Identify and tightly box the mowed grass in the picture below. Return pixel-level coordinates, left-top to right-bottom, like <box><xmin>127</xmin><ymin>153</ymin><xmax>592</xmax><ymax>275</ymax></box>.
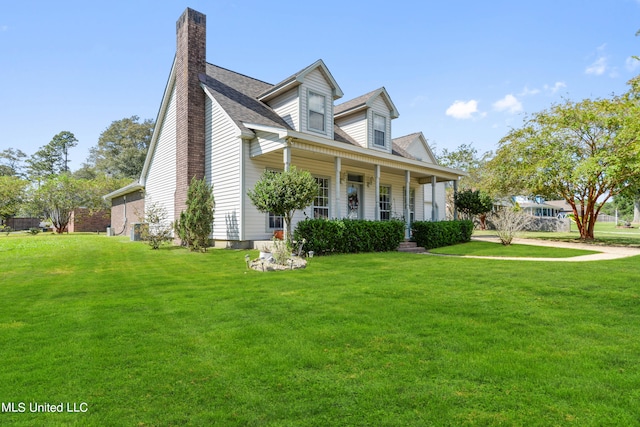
<box><xmin>429</xmin><ymin>241</ymin><xmax>599</xmax><ymax>258</ymax></box>
<box><xmin>1</xmin><ymin>234</ymin><xmax>640</xmax><ymax>426</ymax></box>
<box><xmin>474</xmin><ymin>221</ymin><xmax>640</xmax><ymax>247</ymax></box>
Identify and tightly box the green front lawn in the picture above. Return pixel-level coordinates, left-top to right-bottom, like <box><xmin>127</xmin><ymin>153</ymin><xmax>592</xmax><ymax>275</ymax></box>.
<box><xmin>1</xmin><ymin>234</ymin><xmax>640</xmax><ymax>426</ymax></box>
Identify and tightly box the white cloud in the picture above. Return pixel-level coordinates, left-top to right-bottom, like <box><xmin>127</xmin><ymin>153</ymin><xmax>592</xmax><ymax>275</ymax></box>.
<box><xmin>445</xmin><ymin>100</ymin><xmax>479</xmax><ymax>119</ymax></box>
<box><xmin>492</xmin><ymin>94</ymin><xmax>522</xmax><ymax>114</ymax></box>
<box><xmin>585</xmin><ymin>44</ymin><xmax>609</xmax><ymax>76</ymax></box>
<box><xmin>519</xmin><ymin>86</ymin><xmax>540</xmax><ymax>97</ymax></box>
<box><xmin>626</xmin><ymin>56</ymin><xmax>640</xmax><ymax>72</ymax></box>
<box><xmin>586</xmin><ymin>56</ymin><xmax>607</xmax><ymax>75</ymax></box>
<box><xmin>544</xmin><ymin>81</ymin><xmax>567</xmax><ymax>94</ymax></box>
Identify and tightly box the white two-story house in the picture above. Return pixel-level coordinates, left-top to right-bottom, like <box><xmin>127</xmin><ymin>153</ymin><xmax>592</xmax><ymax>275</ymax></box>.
<box><xmin>105</xmin><ymin>8</ymin><xmax>464</xmax><ymax>248</ymax></box>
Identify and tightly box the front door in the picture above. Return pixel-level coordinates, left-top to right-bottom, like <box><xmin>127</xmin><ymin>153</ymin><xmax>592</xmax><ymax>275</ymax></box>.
<box><xmin>346</xmin><ymin>183</ymin><xmax>362</xmax><ymax>219</ymax></box>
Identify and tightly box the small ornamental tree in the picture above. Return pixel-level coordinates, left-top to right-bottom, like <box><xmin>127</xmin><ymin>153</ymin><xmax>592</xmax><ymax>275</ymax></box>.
<box><xmin>489</xmin><ymin>207</ymin><xmax>533</xmax><ymax>246</ymax></box>
<box><xmin>247</xmin><ymin>167</ymin><xmax>319</xmax><ymax>244</ymax></box>
<box><xmin>175</xmin><ymin>177</ymin><xmax>215</xmax><ymax>252</ymax></box>
<box><xmin>454</xmin><ymin>189</ymin><xmax>493</xmax><ymax>229</ymax></box>
<box><xmin>140</xmin><ymin>201</ymin><xmax>173</xmax><ymax>249</ymax></box>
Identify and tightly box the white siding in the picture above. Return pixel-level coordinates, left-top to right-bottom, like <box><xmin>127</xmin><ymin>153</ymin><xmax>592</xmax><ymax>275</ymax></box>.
<box><xmin>423</xmin><ymin>182</ymin><xmax>446</xmax><ymax>221</ymax></box>
<box><xmin>267</xmin><ymin>87</ymin><xmax>299</xmax><ymax>131</ymax></box>
<box><xmin>368</xmin><ymin>97</ymin><xmax>392</xmax><ymax>153</ymax></box>
<box><xmin>206</xmin><ymin>96</ymin><xmax>242</xmax><ymax>240</ymax></box>
<box><xmin>301</xmin><ymin>69</ymin><xmax>334</xmax><ymax>138</ymax></box>
<box><xmin>250</xmin><ymin>131</ymin><xmax>284</xmax><ymax>158</ymax></box>
<box><xmin>243</xmin><ymin>153</ymin><xmax>283</xmax><ymax>240</ymax></box>
<box><xmin>405</xmin><ymin>138</ymin><xmax>436</xmax><ymax>163</ymax></box>
<box><xmin>145</xmin><ymin>84</ymin><xmax>177</xmax><ymax>224</ymax></box>
<box><xmin>335</xmin><ymin>111</ymin><xmax>367</xmax><ymax>148</ymax></box>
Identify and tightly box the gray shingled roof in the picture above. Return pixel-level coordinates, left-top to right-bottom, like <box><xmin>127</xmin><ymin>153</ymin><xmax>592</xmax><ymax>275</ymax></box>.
<box><xmin>391</xmin><ymin>143</ymin><xmax>416</xmax><ymax>160</ymax></box>
<box><xmin>334</xmin><ymin>88</ymin><xmax>381</xmax><ymax>116</ymax></box>
<box><xmin>200</xmin><ymin>64</ymin><xmax>292</xmax><ymax>134</ymax></box>
<box><xmin>199</xmin><ymin>63</ymin><xmax>414</xmax><ymax>160</ymax></box>
<box><xmin>392</xmin><ymin>132</ymin><xmax>422</xmax><ymax>151</ymax></box>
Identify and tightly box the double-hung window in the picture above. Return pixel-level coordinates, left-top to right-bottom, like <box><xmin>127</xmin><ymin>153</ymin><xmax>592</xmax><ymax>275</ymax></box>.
<box><xmin>373</xmin><ymin>114</ymin><xmax>386</xmax><ymax>147</ymax></box>
<box><xmin>269</xmin><ymin>212</ymin><xmax>284</xmax><ymax>230</ymax></box>
<box><xmin>308</xmin><ymin>91</ymin><xmax>325</xmax><ymax>132</ymax></box>
<box><xmin>403</xmin><ymin>187</ymin><xmax>416</xmax><ymax>223</ymax></box>
<box><xmin>379</xmin><ymin>185</ymin><xmax>391</xmax><ymax>221</ymax></box>
<box><xmin>264</xmin><ymin>170</ymin><xmax>284</xmax><ymax>230</ymax></box>
<box><xmin>313</xmin><ymin>177</ymin><xmax>329</xmax><ymax>219</ymax></box>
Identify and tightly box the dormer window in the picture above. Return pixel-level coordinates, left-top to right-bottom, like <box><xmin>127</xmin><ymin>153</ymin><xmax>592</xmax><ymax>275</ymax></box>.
<box><xmin>308</xmin><ymin>91</ymin><xmax>326</xmax><ymax>132</ymax></box>
<box><xmin>373</xmin><ymin>114</ymin><xmax>386</xmax><ymax>147</ymax></box>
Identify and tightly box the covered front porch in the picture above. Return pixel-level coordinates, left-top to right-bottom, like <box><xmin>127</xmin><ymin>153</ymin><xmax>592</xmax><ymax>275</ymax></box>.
<box><xmin>241</xmin><ymin>126</ymin><xmax>463</xmax><ymax>240</ymax></box>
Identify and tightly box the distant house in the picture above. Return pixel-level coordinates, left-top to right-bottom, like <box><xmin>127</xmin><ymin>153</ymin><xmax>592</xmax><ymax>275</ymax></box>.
<box><xmin>513</xmin><ymin>196</ymin><xmax>563</xmax><ymax>218</ymax></box>
<box><xmin>104</xmin><ymin>8</ymin><xmax>464</xmax><ymax>247</ymax></box>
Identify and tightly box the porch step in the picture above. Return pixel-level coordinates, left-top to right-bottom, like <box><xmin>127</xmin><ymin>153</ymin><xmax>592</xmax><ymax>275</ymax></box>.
<box><xmin>396</xmin><ymin>241</ymin><xmax>426</xmax><ymax>253</ymax></box>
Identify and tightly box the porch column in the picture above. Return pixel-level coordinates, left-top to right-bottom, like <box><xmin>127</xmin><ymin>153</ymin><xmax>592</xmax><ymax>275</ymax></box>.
<box><xmin>283</xmin><ymin>143</ymin><xmax>291</xmax><ymax>172</ymax></box>
<box><xmin>453</xmin><ymin>179</ymin><xmax>459</xmax><ymax>220</ymax></box>
<box><xmin>334</xmin><ymin>157</ymin><xmax>341</xmax><ymax>218</ymax></box>
<box><xmin>405</xmin><ymin>170</ymin><xmax>411</xmax><ymax>239</ymax></box>
<box><xmin>374</xmin><ymin>164</ymin><xmax>380</xmax><ymax>220</ymax></box>
<box><xmin>431</xmin><ymin>175</ymin><xmax>437</xmax><ymax>221</ymax></box>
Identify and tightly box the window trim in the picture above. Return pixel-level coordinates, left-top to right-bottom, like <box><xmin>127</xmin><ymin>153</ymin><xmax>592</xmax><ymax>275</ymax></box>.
<box><xmin>403</xmin><ymin>186</ymin><xmax>416</xmax><ymax>223</ymax></box>
<box><xmin>264</xmin><ymin>169</ymin><xmax>284</xmax><ymax>231</ymax></box>
<box><xmin>312</xmin><ymin>176</ymin><xmax>330</xmax><ymax>219</ymax></box>
<box><xmin>373</xmin><ymin>113</ymin><xmax>386</xmax><ymax>147</ymax></box>
<box><xmin>379</xmin><ymin>184</ymin><xmax>392</xmax><ymax>221</ymax></box>
<box><xmin>307</xmin><ymin>90</ymin><xmax>326</xmax><ymax>134</ymax></box>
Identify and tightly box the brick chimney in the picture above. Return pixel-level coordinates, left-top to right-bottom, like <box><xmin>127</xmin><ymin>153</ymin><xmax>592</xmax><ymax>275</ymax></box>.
<box><xmin>174</xmin><ymin>8</ymin><xmax>206</xmax><ymax>221</ymax></box>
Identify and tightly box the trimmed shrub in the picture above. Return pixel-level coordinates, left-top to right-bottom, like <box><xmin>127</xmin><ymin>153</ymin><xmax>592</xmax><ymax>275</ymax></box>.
<box><xmin>294</xmin><ymin>219</ymin><xmax>405</xmax><ymax>255</ymax></box>
<box><xmin>411</xmin><ymin>220</ymin><xmax>473</xmax><ymax>250</ymax></box>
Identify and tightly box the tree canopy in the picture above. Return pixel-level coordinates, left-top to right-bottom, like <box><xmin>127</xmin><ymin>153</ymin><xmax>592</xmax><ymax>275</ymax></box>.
<box><xmin>26</xmin><ymin>131</ymin><xmax>78</xmax><ymax>180</ymax></box>
<box><xmin>0</xmin><ymin>148</ymin><xmax>27</xmax><ymax>177</ymax></box>
<box><xmin>487</xmin><ymin>91</ymin><xmax>640</xmax><ymax>240</ymax></box>
<box><xmin>454</xmin><ymin>189</ymin><xmax>493</xmax><ymax>229</ymax></box>
<box><xmin>0</xmin><ymin>176</ymin><xmax>28</xmax><ymax>221</ymax></box>
<box><xmin>247</xmin><ymin>167</ymin><xmax>318</xmax><ymax>243</ymax></box>
<box><xmin>437</xmin><ymin>143</ymin><xmax>492</xmax><ymax>192</ymax></box>
<box><xmin>87</xmin><ymin>116</ymin><xmax>154</xmax><ymax>179</ymax></box>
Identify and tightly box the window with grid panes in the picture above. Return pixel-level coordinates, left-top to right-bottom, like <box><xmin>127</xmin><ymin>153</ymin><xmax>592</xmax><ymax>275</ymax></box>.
<box><xmin>379</xmin><ymin>185</ymin><xmax>391</xmax><ymax>220</ymax></box>
<box><xmin>403</xmin><ymin>187</ymin><xmax>416</xmax><ymax>223</ymax></box>
<box><xmin>308</xmin><ymin>91</ymin><xmax>325</xmax><ymax>132</ymax></box>
<box><xmin>313</xmin><ymin>177</ymin><xmax>329</xmax><ymax>219</ymax></box>
<box><xmin>373</xmin><ymin>114</ymin><xmax>386</xmax><ymax>147</ymax></box>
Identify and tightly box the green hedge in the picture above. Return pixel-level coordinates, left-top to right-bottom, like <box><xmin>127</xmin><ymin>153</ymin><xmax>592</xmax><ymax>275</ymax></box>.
<box><xmin>294</xmin><ymin>219</ymin><xmax>406</xmax><ymax>255</ymax></box>
<box><xmin>411</xmin><ymin>220</ymin><xmax>473</xmax><ymax>250</ymax></box>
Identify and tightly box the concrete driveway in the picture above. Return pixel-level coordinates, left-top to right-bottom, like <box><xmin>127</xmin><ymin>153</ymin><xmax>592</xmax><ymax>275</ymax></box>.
<box><xmin>465</xmin><ymin>235</ymin><xmax>640</xmax><ymax>262</ymax></box>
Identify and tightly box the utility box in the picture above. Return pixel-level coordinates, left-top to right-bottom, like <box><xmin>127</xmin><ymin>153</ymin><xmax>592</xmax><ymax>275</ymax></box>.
<box><xmin>130</xmin><ymin>223</ymin><xmax>147</xmax><ymax>241</ymax></box>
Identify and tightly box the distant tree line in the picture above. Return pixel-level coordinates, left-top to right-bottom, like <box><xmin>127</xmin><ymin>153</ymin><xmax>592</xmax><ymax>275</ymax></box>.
<box><xmin>0</xmin><ymin>116</ymin><xmax>154</xmax><ymax>232</ymax></box>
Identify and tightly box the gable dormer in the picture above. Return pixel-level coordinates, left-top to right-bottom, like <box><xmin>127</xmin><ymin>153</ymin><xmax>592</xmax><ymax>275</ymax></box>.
<box><xmin>257</xmin><ymin>59</ymin><xmax>343</xmax><ymax>137</ymax></box>
<box><xmin>392</xmin><ymin>132</ymin><xmax>438</xmax><ymax>164</ymax></box>
<box><xmin>334</xmin><ymin>87</ymin><xmax>399</xmax><ymax>153</ymax></box>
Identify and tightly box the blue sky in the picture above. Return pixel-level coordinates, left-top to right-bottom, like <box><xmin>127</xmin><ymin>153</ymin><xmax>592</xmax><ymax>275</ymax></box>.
<box><xmin>2</xmin><ymin>0</ymin><xmax>640</xmax><ymax>170</ymax></box>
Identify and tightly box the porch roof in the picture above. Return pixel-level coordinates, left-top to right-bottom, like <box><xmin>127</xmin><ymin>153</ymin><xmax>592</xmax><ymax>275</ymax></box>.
<box><xmin>244</xmin><ymin>123</ymin><xmax>465</xmax><ymax>183</ymax></box>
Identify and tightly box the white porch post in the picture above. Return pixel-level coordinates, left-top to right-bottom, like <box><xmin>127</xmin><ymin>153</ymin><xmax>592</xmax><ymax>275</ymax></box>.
<box><xmin>334</xmin><ymin>157</ymin><xmax>341</xmax><ymax>218</ymax></box>
<box><xmin>453</xmin><ymin>179</ymin><xmax>459</xmax><ymax>220</ymax></box>
<box><xmin>374</xmin><ymin>164</ymin><xmax>380</xmax><ymax>221</ymax></box>
<box><xmin>405</xmin><ymin>170</ymin><xmax>411</xmax><ymax>239</ymax></box>
<box><xmin>431</xmin><ymin>175</ymin><xmax>437</xmax><ymax>221</ymax></box>
<box><xmin>283</xmin><ymin>143</ymin><xmax>291</xmax><ymax>172</ymax></box>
